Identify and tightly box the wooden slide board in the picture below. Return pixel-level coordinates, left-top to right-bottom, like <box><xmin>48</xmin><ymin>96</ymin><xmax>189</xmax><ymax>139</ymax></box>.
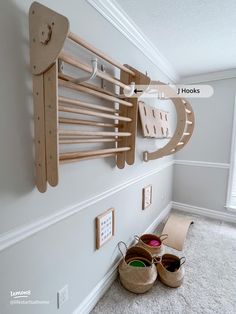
<box><xmin>162</xmin><ymin>214</ymin><xmax>194</xmax><ymax>251</ymax></box>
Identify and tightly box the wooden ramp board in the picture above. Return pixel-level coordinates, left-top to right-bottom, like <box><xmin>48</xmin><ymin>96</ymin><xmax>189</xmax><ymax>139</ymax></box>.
<box><xmin>162</xmin><ymin>214</ymin><xmax>194</xmax><ymax>251</ymax></box>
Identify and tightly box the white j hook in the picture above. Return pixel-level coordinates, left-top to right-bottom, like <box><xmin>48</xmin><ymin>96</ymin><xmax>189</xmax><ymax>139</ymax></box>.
<box><xmin>124</xmin><ymin>81</ymin><xmax>135</xmax><ymax>97</ymax></box>
<box><xmin>75</xmin><ymin>58</ymin><xmax>98</xmax><ymax>84</ymax></box>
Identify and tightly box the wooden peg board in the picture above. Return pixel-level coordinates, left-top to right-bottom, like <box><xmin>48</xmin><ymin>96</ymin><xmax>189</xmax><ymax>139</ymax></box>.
<box><xmin>139</xmin><ymin>102</ymin><xmax>171</xmax><ymax>138</ymax></box>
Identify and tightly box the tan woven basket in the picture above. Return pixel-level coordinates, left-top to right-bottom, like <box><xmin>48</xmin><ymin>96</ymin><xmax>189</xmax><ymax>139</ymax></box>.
<box><xmin>135</xmin><ymin>233</ymin><xmax>168</xmax><ymax>257</ymax></box>
<box><xmin>118</xmin><ymin>242</ymin><xmax>157</xmax><ymax>294</ymax></box>
<box><xmin>157</xmin><ymin>253</ymin><xmax>185</xmax><ymax>288</ymax></box>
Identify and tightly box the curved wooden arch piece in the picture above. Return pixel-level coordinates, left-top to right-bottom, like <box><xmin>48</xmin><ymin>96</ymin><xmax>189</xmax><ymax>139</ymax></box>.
<box><xmin>143</xmin><ymin>82</ymin><xmax>195</xmax><ymax>161</ymax></box>
<box><xmin>29</xmin><ymin>2</ymin><xmax>69</xmax><ymax>75</ymax></box>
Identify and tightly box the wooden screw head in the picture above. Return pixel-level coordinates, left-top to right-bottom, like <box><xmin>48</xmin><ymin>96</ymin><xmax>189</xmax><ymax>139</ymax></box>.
<box><xmin>39</xmin><ymin>24</ymin><xmax>52</xmax><ymax>45</ymax></box>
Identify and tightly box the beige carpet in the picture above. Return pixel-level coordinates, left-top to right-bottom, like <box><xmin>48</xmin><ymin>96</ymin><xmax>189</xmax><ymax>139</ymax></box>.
<box><xmin>91</xmin><ymin>214</ymin><xmax>236</xmax><ymax>314</ymax></box>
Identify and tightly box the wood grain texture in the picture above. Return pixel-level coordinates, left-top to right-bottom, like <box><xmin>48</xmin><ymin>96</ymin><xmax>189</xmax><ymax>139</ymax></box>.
<box><xmin>58</xmin><ymin>76</ymin><xmax>133</xmax><ymax>107</ymax></box>
<box><xmin>60</xmin><ymin>147</ymin><xmax>130</xmax><ymax>160</ymax></box>
<box><xmin>44</xmin><ymin>62</ymin><xmax>59</xmax><ymax>187</ymax></box>
<box><xmin>142</xmin><ymin>81</ymin><xmax>195</xmax><ymax>161</ymax></box>
<box><xmin>68</xmin><ymin>32</ymin><xmax>135</xmax><ymax>76</ymax></box>
<box><xmin>29</xmin><ymin>2</ymin><xmax>69</xmax><ymax>74</ymax></box>
<box><xmin>32</xmin><ymin>73</ymin><xmax>47</xmax><ymax>192</ymax></box>
<box><xmin>124</xmin><ymin>65</ymin><xmax>151</xmax><ymax>165</ymax></box>
<box><xmin>59</xmin><ymin>52</ymin><xmax>128</xmax><ymax>89</ymax></box>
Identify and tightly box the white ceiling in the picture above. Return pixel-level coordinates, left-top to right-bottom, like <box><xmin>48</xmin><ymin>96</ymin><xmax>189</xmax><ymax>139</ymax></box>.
<box><xmin>117</xmin><ymin>0</ymin><xmax>236</xmax><ymax>78</ymax></box>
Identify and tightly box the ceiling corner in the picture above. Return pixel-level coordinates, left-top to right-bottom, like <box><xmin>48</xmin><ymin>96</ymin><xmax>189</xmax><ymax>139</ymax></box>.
<box><xmin>87</xmin><ymin>0</ymin><xmax>179</xmax><ymax>82</ymax></box>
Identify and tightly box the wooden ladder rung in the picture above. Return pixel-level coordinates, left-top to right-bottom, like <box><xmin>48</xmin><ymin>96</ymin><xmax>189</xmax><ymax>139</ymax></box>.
<box><xmin>186</xmin><ymin>120</ymin><xmax>193</xmax><ymax>125</ymax></box>
<box><xmin>177</xmin><ymin>142</ymin><xmax>184</xmax><ymax>146</ymax></box>
<box><xmin>58</xmin><ymin>105</ymin><xmax>132</xmax><ymax>122</ymax></box>
<box><xmin>185</xmin><ymin>108</ymin><xmax>192</xmax><ymax>114</ymax></box>
<box><xmin>183</xmin><ymin>132</ymin><xmax>190</xmax><ymax>136</ymax></box>
<box><xmin>59</xmin><ymin>117</ymin><xmax>118</xmax><ymax>128</ymax></box>
<box><xmin>59</xmin><ymin>147</ymin><xmax>130</xmax><ymax>160</ymax></box>
<box><xmin>59</xmin><ymin>138</ymin><xmax>120</xmax><ymax>144</ymax></box>
<box><xmin>59</xmin><ymin>130</ymin><xmax>131</xmax><ymax>137</ymax></box>
<box><xmin>59</xmin><ymin>96</ymin><xmax>118</xmax><ymax>113</ymax></box>
<box><xmin>60</xmin><ymin>153</ymin><xmax>116</xmax><ymax>164</ymax></box>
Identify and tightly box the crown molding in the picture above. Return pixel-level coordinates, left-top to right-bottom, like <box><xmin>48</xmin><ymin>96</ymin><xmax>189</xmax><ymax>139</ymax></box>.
<box><xmin>87</xmin><ymin>0</ymin><xmax>178</xmax><ymax>82</ymax></box>
<box><xmin>180</xmin><ymin>68</ymin><xmax>236</xmax><ymax>84</ymax></box>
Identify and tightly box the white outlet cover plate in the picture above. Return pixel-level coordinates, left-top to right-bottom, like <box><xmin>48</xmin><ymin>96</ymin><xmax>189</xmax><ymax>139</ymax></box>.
<box><xmin>96</xmin><ymin>208</ymin><xmax>114</xmax><ymax>249</ymax></box>
<box><xmin>143</xmin><ymin>185</ymin><xmax>152</xmax><ymax>209</ymax></box>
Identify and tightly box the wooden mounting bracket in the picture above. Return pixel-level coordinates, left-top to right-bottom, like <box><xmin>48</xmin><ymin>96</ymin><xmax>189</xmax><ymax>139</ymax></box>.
<box><xmin>29</xmin><ymin>1</ymin><xmax>69</xmax><ymax>75</ymax></box>
<box><xmin>117</xmin><ymin>65</ymin><xmax>151</xmax><ymax>168</ymax></box>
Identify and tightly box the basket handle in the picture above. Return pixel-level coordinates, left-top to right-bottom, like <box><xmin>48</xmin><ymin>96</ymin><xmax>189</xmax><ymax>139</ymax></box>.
<box><xmin>159</xmin><ymin>234</ymin><xmax>168</xmax><ymax>241</ymax></box>
<box><xmin>153</xmin><ymin>256</ymin><xmax>162</xmax><ymax>264</ymax></box>
<box><xmin>118</xmin><ymin>241</ymin><xmax>127</xmax><ymax>258</ymax></box>
<box><xmin>134</xmin><ymin>235</ymin><xmax>140</xmax><ymax>242</ymax></box>
<box><xmin>180</xmin><ymin>257</ymin><xmax>186</xmax><ymax>266</ymax></box>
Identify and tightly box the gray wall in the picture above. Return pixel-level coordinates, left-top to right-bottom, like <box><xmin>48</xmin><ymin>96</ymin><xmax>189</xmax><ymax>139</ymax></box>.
<box><xmin>0</xmin><ymin>1</ymin><xmax>174</xmax><ymax>313</ymax></box>
<box><xmin>173</xmin><ymin>76</ymin><xmax>236</xmax><ymax>212</ymax></box>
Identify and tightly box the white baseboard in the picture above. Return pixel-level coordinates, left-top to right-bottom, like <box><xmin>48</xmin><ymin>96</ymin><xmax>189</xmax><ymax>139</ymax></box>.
<box><xmin>172</xmin><ymin>201</ymin><xmax>236</xmax><ymax>223</ymax></box>
<box><xmin>72</xmin><ymin>202</ymin><xmax>172</xmax><ymax>314</ymax></box>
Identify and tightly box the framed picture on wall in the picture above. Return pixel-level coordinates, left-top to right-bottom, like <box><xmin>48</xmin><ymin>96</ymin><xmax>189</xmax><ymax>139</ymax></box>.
<box><xmin>96</xmin><ymin>208</ymin><xmax>115</xmax><ymax>249</ymax></box>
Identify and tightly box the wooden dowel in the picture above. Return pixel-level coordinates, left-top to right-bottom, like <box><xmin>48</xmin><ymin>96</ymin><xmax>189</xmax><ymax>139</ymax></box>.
<box><xmin>183</xmin><ymin>132</ymin><xmax>190</xmax><ymax>136</ymax></box>
<box><xmin>59</xmin><ymin>117</ymin><xmax>118</xmax><ymax>128</ymax></box>
<box><xmin>60</xmin><ymin>147</ymin><xmax>130</xmax><ymax>160</ymax></box>
<box><xmin>60</xmin><ymin>153</ymin><xmax>116</xmax><ymax>163</ymax></box>
<box><xmin>81</xmin><ymin>82</ymin><xmax>127</xmax><ymax>99</ymax></box>
<box><xmin>59</xmin><ymin>130</ymin><xmax>131</xmax><ymax>137</ymax></box>
<box><xmin>59</xmin><ymin>73</ymin><xmax>121</xmax><ymax>98</ymax></box>
<box><xmin>177</xmin><ymin>142</ymin><xmax>184</xmax><ymax>146</ymax></box>
<box><xmin>59</xmin><ymin>136</ymin><xmax>105</xmax><ymax>139</ymax></box>
<box><xmin>59</xmin><ymin>96</ymin><xmax>117</xmax><ymax>113</ymax></box>
<box><xmin>68</xmin><ymin>32</ymin><xmax>135</xmax><ymax>76</ymax></box>
<box><xmin>186</xmin><ymin>120</ymin><xmax>193</xmax><ymax>125</ymax></box>
<box><xmin>58</xmin><ymin>105</ymin><xmax>132</xmax><ymax>122</ymax></box>
<box><xmin>59</xmin><ymin>52</ymin><xmax>129</xmax><ymax>90</ymax></box>
<box><xmin>185</xmin><ymin>108</ymin><xmax>192</xmax><ymax>114</ymax></box>
<box><xmin>59</xmin><ymin>138</ymin><xmax>119</xmax><ymax>144</ymax></box>
<box><xmin>58</xmin><ymin>77</ymin><xmax>133</xmax><ymax>107</ymax></box>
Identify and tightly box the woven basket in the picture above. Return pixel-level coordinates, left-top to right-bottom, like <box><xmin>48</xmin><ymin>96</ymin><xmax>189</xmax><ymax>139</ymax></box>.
<box><xmin>135</xmin><ymin>233</ymin><xmax>168</xmax><ymax>257</ymax></box>
<box><xmin>118</xmin><ymin>243</ymin><xmax>157</xmax><ymax>294</ymax></box>
<box><xmin>157</xmin><ymin>254</ymin><xmax>185</xmax><ymax>288</ymax></box>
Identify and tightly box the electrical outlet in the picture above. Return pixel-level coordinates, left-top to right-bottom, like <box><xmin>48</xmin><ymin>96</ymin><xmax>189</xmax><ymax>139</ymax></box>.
<box><xmin>57</xmin><ymin>284</ymin><xmax>69</xmax><ymax>309</ymax></box>
<box><xmin>142</xmin><ymin>185</ymin><xmax>152</xmax><ymax>209</ymax></box>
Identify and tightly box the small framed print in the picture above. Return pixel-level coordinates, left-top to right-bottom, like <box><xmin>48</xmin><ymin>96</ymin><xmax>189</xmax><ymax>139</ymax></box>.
<box><xmin>96</xmin><ymin>208</ymin><xmax>115</xmax><ymax>249</ymax></box>
<box><xmin>142</xmin><ymin>185</ymin><xmax>152</xmax><ymax>209</ymax></box>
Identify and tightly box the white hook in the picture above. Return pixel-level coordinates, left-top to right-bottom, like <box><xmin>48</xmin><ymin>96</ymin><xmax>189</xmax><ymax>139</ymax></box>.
<box><xmin>75</xmin><ymin>58</ymin><xmax>98</xmax><ymax>84</ymax></box>
<box><xmin>123</xmin><ymin>81</ymin><xmax>135</xmax><ymax>97</ymax></box>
